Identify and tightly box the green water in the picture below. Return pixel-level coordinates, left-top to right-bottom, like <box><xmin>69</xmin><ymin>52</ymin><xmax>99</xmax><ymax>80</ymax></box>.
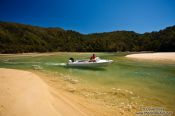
<box><xmin>0</xmin><ymin>52</ymin><xmax>175</xmax><ymax>111</ymax></box>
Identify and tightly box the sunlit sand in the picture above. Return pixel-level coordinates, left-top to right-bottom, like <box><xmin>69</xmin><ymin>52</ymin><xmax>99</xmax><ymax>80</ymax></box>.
<box><xmin>126</xmin><ymin>52</ymin><xmax>175</xmax><ymax>62</ymax></box>
<box><xmin>0</xmin><ymin>68</ymin><xmax>90</xmax><ymax>116</ymax></box>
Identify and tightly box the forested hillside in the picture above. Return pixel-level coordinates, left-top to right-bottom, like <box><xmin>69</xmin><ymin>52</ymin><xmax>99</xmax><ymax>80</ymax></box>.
<box><xmin>0</xmin><ymin>21</ymin><xmax>174</xmax><ymax>53</ymax></box>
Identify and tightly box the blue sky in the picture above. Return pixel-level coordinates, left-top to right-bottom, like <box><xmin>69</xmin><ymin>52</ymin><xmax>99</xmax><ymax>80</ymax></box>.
<box><xmin>0</xmin><ymin>0</ymin><xmax>175</xmax><ymax>34</ymax></box>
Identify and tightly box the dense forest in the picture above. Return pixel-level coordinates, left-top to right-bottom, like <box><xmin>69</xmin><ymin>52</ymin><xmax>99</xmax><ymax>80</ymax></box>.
<box><xmin>0</xmin><ymin>21</ymin><xmax>175</xmax><ymax>53</ymax></box>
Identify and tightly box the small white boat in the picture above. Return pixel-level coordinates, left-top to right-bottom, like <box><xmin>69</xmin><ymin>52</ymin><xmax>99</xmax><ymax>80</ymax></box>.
<box><xmin>67</xmin><ymin>57</ymin><xmax>113</xmax><ymax>67</ymax></box>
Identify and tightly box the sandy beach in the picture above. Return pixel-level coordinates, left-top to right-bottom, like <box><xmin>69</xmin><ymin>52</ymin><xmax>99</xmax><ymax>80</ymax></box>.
<box><xmin>126</xmin><ymin>52</ymin><xmax>175</xmax><ymax>62</ymax></box>
<box><xmin>0</xmin><ymin>68</ymin><xmax>134</xmax><ymax>116</ymax></box>
<box><xmin>0</xmin><ymin>68</ymin><xmax>90</xmax><ymax>116</ymax></box>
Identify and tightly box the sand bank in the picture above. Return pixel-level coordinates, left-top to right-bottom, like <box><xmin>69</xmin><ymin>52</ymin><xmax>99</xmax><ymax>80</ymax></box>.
<box><xmin>126</xmin><ymin>52</ymin><xmax>175</xmax><ymax>62</ymax></box>
<box><xmin>0</xmin><ymin>68</ymin><xmax>89</xmax><ymax>116</ymax></box>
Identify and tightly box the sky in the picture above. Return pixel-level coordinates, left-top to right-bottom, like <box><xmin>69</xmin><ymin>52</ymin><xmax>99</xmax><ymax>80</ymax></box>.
<box><xmin>0</xmin><ymin>0</ymin><xmax>175</xmax><ymax>34</ymax></box>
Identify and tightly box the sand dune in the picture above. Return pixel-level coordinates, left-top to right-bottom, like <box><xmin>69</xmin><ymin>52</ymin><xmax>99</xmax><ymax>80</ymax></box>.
<box><xmin>126</xmin><ymin>52</ymin><xmax>175</xmax><ymax>62</ymax></box>
<box><xmin>0</xmin><ymin>68</ymin><xmax>88</xmax><ymax>116</ymax></box>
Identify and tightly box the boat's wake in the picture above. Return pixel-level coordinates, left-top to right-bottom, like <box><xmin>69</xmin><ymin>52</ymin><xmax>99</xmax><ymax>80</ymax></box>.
<box><xmin>45</xmin><ymin>62</ymin><xmax>66</xmax><ymax>66</ymax></box>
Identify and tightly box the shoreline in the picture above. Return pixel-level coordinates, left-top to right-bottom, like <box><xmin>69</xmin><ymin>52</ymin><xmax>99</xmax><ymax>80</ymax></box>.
<box><xmin>32</xmin><ymin>70</ymin><xmax>135</xmax><ymax>116</ymax></box>
<box><xmin>0</xmin><ymin>68</ymin><xmax>131</xmax><ymax>116</ymax></box>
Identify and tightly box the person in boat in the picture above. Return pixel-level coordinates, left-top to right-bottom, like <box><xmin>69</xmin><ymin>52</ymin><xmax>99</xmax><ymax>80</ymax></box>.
<box><xmin>89</xmin><ymin>54</ymin><xmax>96</xmax><ymax>62</ymax></box>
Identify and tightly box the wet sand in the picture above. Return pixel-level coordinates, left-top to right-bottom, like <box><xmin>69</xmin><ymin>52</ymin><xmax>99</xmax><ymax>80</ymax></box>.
<box><xmin>0</xmin><ymin>68</ymin><xmax>136</xmax><ymax>116</ymax></box>
<box><xmin>0</xmin><ymin>68</ymin><xmax>132</xmax><ymax>116</ymax></box>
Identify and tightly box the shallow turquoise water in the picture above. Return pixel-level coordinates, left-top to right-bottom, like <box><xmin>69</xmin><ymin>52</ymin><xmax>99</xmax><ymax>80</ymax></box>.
<box><xmin>0</xmin><ymin>52</ymin><xmax>175</xmax><ymax>110</ymax></box>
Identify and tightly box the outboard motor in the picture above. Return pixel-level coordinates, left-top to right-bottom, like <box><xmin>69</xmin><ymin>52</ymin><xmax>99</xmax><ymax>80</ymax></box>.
<box><xmin>69</xmin><ymin>58</ymin><xmax>74</xmax><ymax>62</ymax></box>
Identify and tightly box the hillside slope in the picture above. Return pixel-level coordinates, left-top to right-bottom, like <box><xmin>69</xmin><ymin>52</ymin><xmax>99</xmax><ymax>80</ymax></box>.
<box><xmin>0</xmin><ymin>21</ymin><xmax>175</xmax><ymax>53</ymax></box>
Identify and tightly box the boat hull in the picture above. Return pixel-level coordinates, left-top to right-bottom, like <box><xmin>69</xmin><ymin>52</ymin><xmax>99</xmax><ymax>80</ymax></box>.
<box><xmin>67</xmin><ymin>60</ymin><xmax>113</xmax><ymax>67</ymax></box>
